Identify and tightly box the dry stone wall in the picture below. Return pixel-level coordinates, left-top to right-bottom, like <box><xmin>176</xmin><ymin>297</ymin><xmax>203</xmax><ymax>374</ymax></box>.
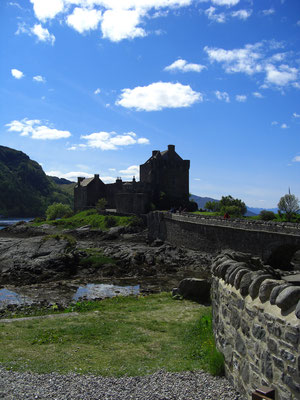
<box><xmin>211</xmin><ymin>251</ymin><xmax>300</xmax><ymax>400</ymax></box>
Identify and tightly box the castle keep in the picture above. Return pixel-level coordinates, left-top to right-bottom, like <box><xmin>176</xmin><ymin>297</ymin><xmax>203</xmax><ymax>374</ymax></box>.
<box><xmin>74</xmin><ymin>145</ymin><xmax>190</xmax><ymax>214</ymax></box>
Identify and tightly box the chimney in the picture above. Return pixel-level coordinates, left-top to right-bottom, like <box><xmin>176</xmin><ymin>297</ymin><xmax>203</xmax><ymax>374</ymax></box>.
<box><xmin>152</xmin><ymin>150</ymin><xmax>159</xmax><ymax>157</ymax></box>
<box><xmin>77</xmin><ymin>177</ymin><xmax>85</xmax><ymax>185</ymax></box>
<box><xmin>168</xmin><ymin>144</ymin><xmax>175</xmax><ymax>152</ymax></box>
<box><xmin>94</xmin><ymin>174</ymin><xmax>99</xmax><ymax>179</ymax></box>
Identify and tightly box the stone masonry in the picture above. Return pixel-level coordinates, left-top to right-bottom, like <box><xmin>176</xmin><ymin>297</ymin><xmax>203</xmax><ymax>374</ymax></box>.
<box><xmin>211</xmin><ymin>250</ymin><xmax>300</xmax><ymax>400</ymax></box>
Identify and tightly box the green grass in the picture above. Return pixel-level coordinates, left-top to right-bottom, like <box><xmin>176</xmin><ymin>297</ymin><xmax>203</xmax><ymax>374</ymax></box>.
<box><xmin>79</xmin><ymin>248</ymin><xmax>116</xmax><ymax>268</ymax></box>
<box><xmin>32</xmin><ymin>209</ymin><xmax>140</xmax><ymax>230</ymax></box>
<box><xmin>0</xmin><ymin>293</ymin><xmax>223</xmax><ymax>377</ymax></box>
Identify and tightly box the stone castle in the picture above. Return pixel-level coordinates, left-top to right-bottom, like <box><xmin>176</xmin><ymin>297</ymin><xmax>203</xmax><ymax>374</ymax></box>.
<box><xmin>74</xmin><ymin>144</ymin><xmax>190</xmax><ymax>214</ymax></box>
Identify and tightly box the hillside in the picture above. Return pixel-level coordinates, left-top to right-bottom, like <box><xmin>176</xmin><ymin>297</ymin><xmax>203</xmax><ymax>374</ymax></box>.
<box><xmin>0</xmin><ymin>146</ymin><xmax>73</xmax><ymax>217</ymax></box>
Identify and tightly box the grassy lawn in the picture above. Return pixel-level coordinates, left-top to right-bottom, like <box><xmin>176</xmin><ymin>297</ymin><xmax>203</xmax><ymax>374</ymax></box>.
<box><xmin>33</xmin><ymin>210</ymin><xmax>141</xmax><ymax>230</ymax></box>
<box><xmin>0</xmin><ymin>293</ymin><xmax>223</xmax><ymax>377</ymax></box>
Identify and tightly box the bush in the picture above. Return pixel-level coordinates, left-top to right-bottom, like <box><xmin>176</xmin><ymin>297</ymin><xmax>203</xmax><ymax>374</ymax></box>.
<box><xmin>259</xmin><ymin>210</ymin><xmax>276</xmax><ymax>221</ymax></box>
<box><xmin>104</xmin><ymin>215</ymin><xmax>117</xmax><ymax>228</ymax></box>
<box><xmin>186</xmin><ymin>200</ymin><xmax>198</xmax><ymax>212</ymax></box>
<box><xmin>46</xmin><ymin>203</ymin><xmax>73</xmax><ymax>221</ymax></box>
<box><xmin>220</xmin><ymin>205</ymin><xmax>244</xmax><ymax>218</ymax></box>
<box><xmin>96</xmin><ymin>198</ymin><xmax>107</xmax><ymax>212</ymax></box>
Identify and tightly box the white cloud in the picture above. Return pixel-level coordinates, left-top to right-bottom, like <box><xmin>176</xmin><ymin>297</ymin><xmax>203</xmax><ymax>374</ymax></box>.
<box><xmin>29</xmin><ymin>0</ymin><xmax>193</xmax><ymax>42</ymax></box>
<box><xmin>46</xmin><ymin>170</ymin><xmax>93</xmax><ymax>182</ymax></box>
<box><xmin>262</xmin><ymin>8</ymin><xmax>275</xmax><ymax>16</ymax></box>
<box><xmin>205</xmin><ymin>7</ymin><xmax>225</xmax><ymax>23</ymax></box>
<box><xmin>271</xmin><ymin>121</ymin><xmax>278</xmax><ymax>126</ymax></box>
<box><xmin>31</xmin><ymin>24</ymin><xmax>55</xmax><ymax>45</ymax></box>
<box><xmin>205</xmin><ymin>42</ymin><xmax>299</xmax><ymax>88</ymax></box>
<box><xmin>6</xmin><ymin>118</ymin><xmax>71</xmax><ymax>140</ymax></box>
<box><xmin>265</xmin><ymin>64</ymin><xmax>298</xmax><ymax>86</ymax></box>
<box><xmin>215</xmin><ymin>90</ymin><xmax>230</xmax><ymax>102</ymax></box>
<box><xmin>33</xmin><ymin>75</ymin><xmax>46</xmax><ymax>83</ymax></box>
<box><xmin>11</xmin><ymin>69</ymin><xmax>24</xmax><ymax>79</ymax></box>
<box><xmin>281</xmin><ymin>123</ymin><xmax>288</xmax><ymax>129</ymax></box>
<box><xmin>253</xmin><ymin>92</ymin><xmax>263</xmax><ymax>98</ymax></box>
<box><xmin>116</xmin><ymin>81</ymin><xmax>202</xmax><ymax>111</ymax></box>
<box><xmin>293</xmin><ymin>112</ymin><xmax>300</xmax><ymax>118</ymax></box>
<box><xmin>119</xmin><ymin>165</ymin><xmax>139</xmax><ymax>179</ymax></box>
<box><xmin>236</xmin><ymin>94</ymin><xmax>247</xmax><ymax>102</ymax></box>
<box><xmin>211</xmin><ymin>0</ymin><xmax>239</xmax><ymax>6</ymax></box>
<box><xmin>94</xmin><ymin>88</ymin><xmax>101</xmax><ymax>94</ymax></box>
<box><xmin>67</xmin><ymin>7</ymin><xmax>102</xmax><ymax>33</ymax></box>
<box><xmin>80</xmin><ymin>131</ymin><xmax>150</xmax><ymax>150</ymax></box>
<box><xmin>231</xmin><ymin>9</ymin><xmax>252</xmax><ymax>20</ymax></box>
<box><xmin>164</xmin><ymin>59</ymin><xmax>206</xmax><ymax>73</ymax></box>
<box><xmin>30</xmin><ymin>0</ymin><xmax>64</xmax><ymax>21</ymax></box>
<box><xmin>292</xmin><ymin>156</ymin><xmax>300</xmax><ymax>162</ymax></box>
<box><xmin>101</xmin><ymin>8</ymin><xmax>146</xmax><ymax>41</ymax></box>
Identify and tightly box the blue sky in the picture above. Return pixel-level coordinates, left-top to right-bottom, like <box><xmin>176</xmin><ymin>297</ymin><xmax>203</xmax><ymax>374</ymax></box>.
<box><xmin>1</xmin><ymin>0</ymin><xmax>300</xmax><ymax>208</ymax></box>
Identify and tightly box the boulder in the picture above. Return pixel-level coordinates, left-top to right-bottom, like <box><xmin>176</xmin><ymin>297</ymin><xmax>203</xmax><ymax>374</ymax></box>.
<box><xmin>275</xmin><ymin>287</ymin><xmax>300</xmax><ymax>312</ymax></box>
<box><xmin>177</xmin><ymin>278</ymin><xmax>211</xmax><ymax>303</ymax></box>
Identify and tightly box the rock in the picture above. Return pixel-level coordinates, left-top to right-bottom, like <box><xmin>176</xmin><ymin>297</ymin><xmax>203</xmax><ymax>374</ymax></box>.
<box><xmin>259</xmin><ymin>279</ymin><xmax>282</xmax><ymax>303</ymax></box>
<box><xmin>234</xmin><ymin>269</ymin><xmax>250</xmax><ymax>289</ymax></box>
<box><xmin>291</xmin><ymin>250</ymin><xmax>300</xmax><ymax>271</ymax></box>
<box><xmin>177</xmin><ymin>278</ymin><xmax>211</xmax><ymax>303</ymax></box>
<box><xmin>239</xmin><ymin>272</ymin><xmax>257</xmax><ymax>296</ymax></box>
<box><xmin>249</xmin><ymin>274</ymin><xmax>273</xmax><ymax>299</ymax></box>
<box><xmin>275</xmin><ymin>287</ymin><xmax>300</xmax><ymax>312</ymax></box>
<box><xmin>269</xmin><ymin>283</ymin><xmax>292</xmax><ymax>305</ymax></box>
<box><xmin>296</xmin><ymin>301</ymin><xmax>300</xmax><ymax>319</ymax></box>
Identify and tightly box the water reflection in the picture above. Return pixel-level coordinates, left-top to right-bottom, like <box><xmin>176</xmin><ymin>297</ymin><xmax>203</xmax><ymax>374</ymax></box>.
<box><xmin>0</xmin><ymin>288</ymin><xmax>34</xmax><ymax>307</ymax></box>
<box><xmin>73</xmin><ymin>283</ymin><xmax>140</xmax><ymax>301</ymax></box>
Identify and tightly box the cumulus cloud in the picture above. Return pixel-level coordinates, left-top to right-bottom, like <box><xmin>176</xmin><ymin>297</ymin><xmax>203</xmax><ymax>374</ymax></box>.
<box><xmin>215</xmin><ymin>90</ymin><xmax>230</xmax><ymax>102</ymax></box>
<box><xmin>29</xmin><ymin>0</ymin><xmax>193</xmax><ymax>42</ymax></box>
<box><xmin>231</xmin><ymin>9</ymin><xmax>252</xmax><ymax>20</ymax></box>
<box><xmin>262</xmin><ymin>8</ymin><xmax>275</xmax><ymax>16</ymax></box>
<box><xmin>33</xmin><ymin>75</ymin><xmax>46</xmax><ymax>83</ymax></box>
<box><xmin>253</xmin><ymin>92</ymin><xmax>263</xmax><ymax>98</ymax></box>
<box><xmin>204</xmin><ymin>42</ymin><xmax>299</xmax><ymax>88</ymax></box>
<box><xmin>94</xmin><ymin>88</ymin><xmax>101</xmax><ymax>94</ymax></box>
<box><xmin>205</xmin><ymin>7</ymin><xmax>225</xmax><ymax>23</ymax></box>
<box><xmin>292</xmin><ymin>156</ymin><xmax>300</xmax><ymax>162</ymax></box>
<box><xmin>11</xmin><ymin>69</ymin><xmax>24</xmax><ymax>79</ymax></box>
<box><xmin>31</xmin><ymin>24</ymin><xmax>55</xmax><ymax>44</ymax></box>
<box><xmin>79</xmin><ymin>131</ymin><xmax>150</xmax><ymax>150</ymax></box>
<box><xmin>293</xmin><ymin>112</ymin><xmax>300</xmax><ymax>118</ymax></box>
<box><xmin>46</xmin><ymin>170</ymin><xmax>93</xmax><ymax>182</ymax></box>
<box><xmin>265</xmin><ymin>64</ymin><xmax>298</xmax><ymax>86</ymax></box>
<box><xmin>6</xmin><ymin>118</ymin><xmax>71</xmax><ymax>140</ymax></box>
<box><xmin>119</xmin><ymin>165</ymin><xmax>139</xmax><ymax>179</ymax></box>
<box><xmin>271</xmin><ymin>121</ymin><xmax>278</xmax><ymax>126</ymax></box>
<box><xmin>236</xmin><ymin>94</ymin><xmax>247</xmax><ymax>102</ymax></box>
<box><xmin>116</xmin><ymin>81</ymin><xmax>202</xmax><ymax>111</ymax></box>
<box><xmin>211</xmin><ymin>0</ymin><xmax>239</xmax><ymax>6</ymax></box>
<box><xmin>164</xmin><ymin>59</ymin><xmax>206</xmax><ymax>73</ymax></box>
<box><xmin>281</xmin><ymin>123</ymin><xmax>288</xmax><ymax>129</ymax></box>
<box><xmin>66</xmin><ymin>7</ymin><xmax>102</xmax><ymax>33</ymax></box>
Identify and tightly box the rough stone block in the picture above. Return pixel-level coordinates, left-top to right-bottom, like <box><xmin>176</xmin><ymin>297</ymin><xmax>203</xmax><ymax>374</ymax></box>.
<box><xmin>252</xmin><ymin>324</ymin><xmax>266</xmax><ymax>340</ymax></box>
<box><xmin>178</xmin><ymin>278</ymin><xmax>211</xmax><ymax>302</ymax></box>
<box><xmin>239</xmin><ymin>272</ymin><xmax>256</xmax><ymax>296</ymax></box>
<box><xmin>270</xmin><ymin>283</ymin><xmax>292</xmax><ymax>305</ymax></box>
<box><xmin>249</xmin><ymin>274</ymin><xmax>272</xmax><ymax>299</ymax></box>
<box><xmin>285</xmin><ymin>327</ymin><xmax>300</xmax><ymax>345</ymax></box>
<box><xmin>259</xmin><ymin>279</ymin><xmax>281</xmax><ymax>303</ymax></box>
<box><xmin>267</xmin><ymin>338</ymin><xmax>278</xmax><ymax>354</ymax></box>
<box><xmin>276</xmin><ymin>286</ymin><xmax>300</xmax><ymax>312</ymax></box>
<box><xmin>234</xmin><ymin>268</ymin><xmax>250</xmax><ymax>289</ymax></box>
<box><xmin>235</xmin><ymin>333</ymin><xmax>246</xmax><ymax>356</ymax></box>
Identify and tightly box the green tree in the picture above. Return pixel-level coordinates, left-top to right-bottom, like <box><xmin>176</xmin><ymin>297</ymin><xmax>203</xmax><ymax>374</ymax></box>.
<box><xmin>259</xmin><ymin>210</ymin><xmax>276</xmax><ymax>221</ymax></box>
<box><xmin>46</xmin><ymin>203</ymin><xmax>73</xmax><ymax>220</ymax></box>
<box><xmin>277</xmin><ymin>193</ymin><xmax>299</xmax><ymax>222</ymax></box>
<box><xmin>96</xmin><ymin>198</ymin><xmax>107</xmax><ymax>212</ymax></box>
<box><xmin>219</xmin><ymin>195</ymin><xmax>247</xmax><ymax>217</ymax></box>
<box><xmin>205</xmin><ymin>201</ymin><xmax>220</xmax><ymax>212</ymax></box>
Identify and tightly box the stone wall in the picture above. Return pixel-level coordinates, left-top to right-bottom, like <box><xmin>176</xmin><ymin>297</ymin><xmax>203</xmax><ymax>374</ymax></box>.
<box><xmin>211</xmin><ymin>251</ymin><xmax>300</xmax><ymax>400</ymax></box>
<box><xmin>147</xmin><ymin>212</ymin><xmax>300</xmax><ymax>266</ymax></box>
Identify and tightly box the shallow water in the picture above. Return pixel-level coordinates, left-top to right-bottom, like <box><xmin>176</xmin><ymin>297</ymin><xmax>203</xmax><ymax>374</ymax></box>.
<box><xmin>0</xmin><ymin>218</ymin><xmax>33</xmax><ymax>230</ymax></box>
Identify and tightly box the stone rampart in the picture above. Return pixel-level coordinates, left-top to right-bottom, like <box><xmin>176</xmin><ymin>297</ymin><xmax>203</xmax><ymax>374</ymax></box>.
<box><xmin>211</xmin><ymin>251</ymin><xmax>300</xmax><ymax>400</ymax></box>
<box><xmin>147</xmin><ymin>212</ymin><xmax>300</xmax><ymax>265</ymax></box>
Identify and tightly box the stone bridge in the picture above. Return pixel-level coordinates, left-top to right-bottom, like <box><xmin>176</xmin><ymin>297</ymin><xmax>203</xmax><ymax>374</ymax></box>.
<box><xmin>147</xmin><ymin>211</ymin><xmax>300</xmax><ymax>269</ymax></box>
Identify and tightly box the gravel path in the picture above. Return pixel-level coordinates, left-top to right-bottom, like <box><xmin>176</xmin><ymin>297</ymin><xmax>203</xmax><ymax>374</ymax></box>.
<box><xmin>0</xmin><ymin>368</ymin><xmax>244</xmax><ymax>400</ymax></box>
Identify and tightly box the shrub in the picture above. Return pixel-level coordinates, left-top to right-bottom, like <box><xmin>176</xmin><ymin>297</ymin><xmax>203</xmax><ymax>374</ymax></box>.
<box><xmin>186</xmin><ymin>200</ymin><xmax>198</xmax><ymax>212</ymax></box>
<box><xmin>259</xmin><ymin>210</ymin><xmax>276</xmax><ymax>221</ymax></box>
<box><xmin>46</xmin><ymin>203</ymin><xmax>73</xmax><ymax>221</ymax></box>
<box><xmin>96</xmin><ymin>198</ymin><xmax>107</xmax><ymax>212</ymax></box>
<box><xmin>104</xmin><ymin>215</ymin><xmax>117</xmax><ymax>228</ymax></box>
<box><xmin>220</xmin><ymin>205</ymin><xmax>243</xmax><ymax>218</ymax></box>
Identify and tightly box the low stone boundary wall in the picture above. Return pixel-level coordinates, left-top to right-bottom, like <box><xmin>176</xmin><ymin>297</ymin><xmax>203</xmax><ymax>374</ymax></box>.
<box><xmin>211</xmin><ymin>251</ymin><xmax>300</xmax><ymax>400</ymax></box>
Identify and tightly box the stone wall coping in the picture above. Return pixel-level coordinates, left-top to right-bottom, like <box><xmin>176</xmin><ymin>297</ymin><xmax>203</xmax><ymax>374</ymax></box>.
<box><xmin>218</xmin><ymin>278</ymin><xmax>299</xmax><ymax>326</ymax></box>
<box><xmin>161</xmin><ymin>212</ymin><xmax>300</xmax><ymax>236</ymax></box>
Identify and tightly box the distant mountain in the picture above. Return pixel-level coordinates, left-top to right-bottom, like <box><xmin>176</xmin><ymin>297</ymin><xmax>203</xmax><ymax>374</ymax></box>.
<box><xmin>0</xmin><ymin>145</ymin><xmax>73</xmax><ymax>217</ymax></box>
<box><xmin>247</xmin><ymin>206</ymin><xmax>278</xmax><ymax>215</ymax></box>
<box><xmin>191</xmin><ymin>194</ymin><xmax>259</xmax><ymax>216</ymax></box>
<box><xmin>48</xmin><ymin>176</ymin><xmax>73</xmax><ymax>185</ymax></box>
